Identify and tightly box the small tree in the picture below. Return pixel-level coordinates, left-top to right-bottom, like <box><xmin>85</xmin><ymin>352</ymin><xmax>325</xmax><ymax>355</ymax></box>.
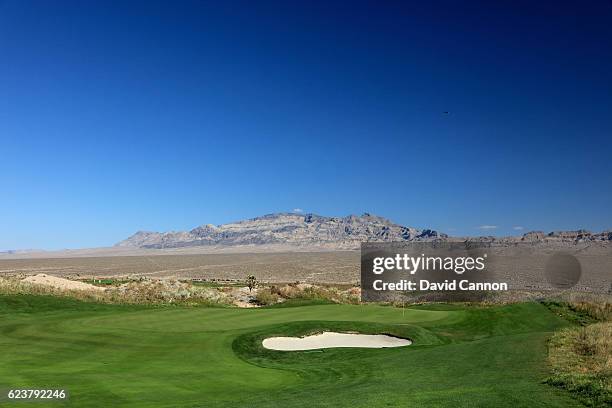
<box><xmin>246</xmin><ymin>275</ymin><xmax>257</xmax><ymax>292</ymax></box>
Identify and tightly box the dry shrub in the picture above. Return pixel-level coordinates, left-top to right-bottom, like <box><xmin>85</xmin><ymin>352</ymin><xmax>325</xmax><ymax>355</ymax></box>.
<box><xmin>108</xmin><ymin>279</ymin><xmax>229</xmax><ymax>305</ymax></box>
<box><xmin>255</xmin><ymin>288</ymin><xmax>281</xmax><ymax>305</ymax></box>
<box><xmin>345</xmin><ymin>286</ymin><xmax>361</xmax><ymax>300</ymax></box>
<box><xmin>272</xmin><ymin>283</ymin><xmax>360</xmax><ymax>304</ymax></box>
<box><xmin>278</xmin><ymin>284</ymin><xmax>301</xmax><ymax>298</ymax></box>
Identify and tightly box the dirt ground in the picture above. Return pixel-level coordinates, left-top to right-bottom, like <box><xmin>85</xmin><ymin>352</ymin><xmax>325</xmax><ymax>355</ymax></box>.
<box><xmin>0</xmin><ymin>251</ymin><xmax>361</xmax><ymax>284</ymax></box>
<box><xmin>0</xmin><ymin>247</ymin><xmax>609</xmax><ymax>292</ymax></box>
<box><xmin>22</xmin><ymin>274</ymin><xmax>106</xmax><ymax>291</ymax></box>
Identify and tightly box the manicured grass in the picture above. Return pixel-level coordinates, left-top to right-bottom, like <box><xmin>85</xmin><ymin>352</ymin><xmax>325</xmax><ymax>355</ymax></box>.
<box><xmin>0</xmin><ymin>295</ymin><xmax>581</xmax><ymax>407</ymax></box>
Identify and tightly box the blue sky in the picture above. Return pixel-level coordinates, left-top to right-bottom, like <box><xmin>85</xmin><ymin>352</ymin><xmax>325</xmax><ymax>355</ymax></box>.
<box><xmin>1</xmin><ymin>0</ymin><xmax>611</xmax><ymax>249</ymax></box>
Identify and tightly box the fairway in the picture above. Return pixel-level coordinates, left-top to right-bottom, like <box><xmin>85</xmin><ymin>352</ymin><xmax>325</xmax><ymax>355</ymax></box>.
<box><xmin>0</xmin><ymin>296</ymin><xmax>581</xmax><ymax>407</ymax></box>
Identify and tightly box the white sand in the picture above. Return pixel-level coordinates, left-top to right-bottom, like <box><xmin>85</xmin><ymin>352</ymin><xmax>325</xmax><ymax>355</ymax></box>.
<box><xmin>22</xmin><ymin>274</ymin><xmax>106</xmax><ymax>291</ymax></box>
<box><xmin>262</xmin><ymin>332</ymin><xmax>411</xmax><ymax>351</ymax></box>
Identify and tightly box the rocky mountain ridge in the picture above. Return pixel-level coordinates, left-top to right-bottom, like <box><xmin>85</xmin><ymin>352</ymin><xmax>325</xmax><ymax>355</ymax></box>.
<box><xmin>116</xmin><ymin>213</ymin><xmax>446</xmax><ymax>249</ymax></box>
<box><xmin>464</xmin><ymin>230</ymin><xmax>612</xmax><ymax>245</ymax></box>
<box><xmin>116</xmin><ymin>213</ymin><xmax>612</xmax><ymax>249</ymax></box>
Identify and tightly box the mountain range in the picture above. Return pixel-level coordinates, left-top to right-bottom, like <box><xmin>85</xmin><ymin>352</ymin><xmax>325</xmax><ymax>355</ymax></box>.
<box><xmin>116</xmin><ymin>213</ymin><xmax>445</xmax><ymax>249</ymax></box>
<box><xmin>116</xmin><ymin>212</ymin><xmax>612</xmax><ymax>249</ymax></box>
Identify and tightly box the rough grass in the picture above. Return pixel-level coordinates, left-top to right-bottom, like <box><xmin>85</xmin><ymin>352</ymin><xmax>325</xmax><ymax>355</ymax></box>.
<box><xmin>543</xmin><ymin>297</ymin><xmax>612</xmax><ymax>408</ymax></box>
<box><xmin>546</xmin><ymin>322</ymin><xmax>611</xmax><ymax>407</ymax></box>
<box><xmin>556</xmin><ymin>293</ymin><xmax>612</xmax><ymax>322</ymax></box>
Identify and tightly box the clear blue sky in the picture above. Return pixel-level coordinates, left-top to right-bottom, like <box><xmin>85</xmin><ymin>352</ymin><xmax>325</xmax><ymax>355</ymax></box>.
<box><xmin>1</xmin><ymin>0</ymin><xmax>611</xmax><ymax>250</ymax></box>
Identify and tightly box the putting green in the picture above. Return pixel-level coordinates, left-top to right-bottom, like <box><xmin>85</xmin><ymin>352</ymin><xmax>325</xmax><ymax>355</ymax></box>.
<box><xmin>0</xmin><ymin>296</ymin><xmax>580</xmax><ymax>407</ymax></box>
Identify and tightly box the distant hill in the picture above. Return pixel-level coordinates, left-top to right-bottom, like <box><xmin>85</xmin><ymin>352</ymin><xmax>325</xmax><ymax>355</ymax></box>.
<box><xmin>115</xmin><ymin>212</ymin><xmax>445</xmax><ymax>249</ymax></box>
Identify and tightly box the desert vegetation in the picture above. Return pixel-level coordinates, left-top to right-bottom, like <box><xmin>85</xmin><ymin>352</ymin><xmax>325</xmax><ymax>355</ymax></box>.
<box><xmin>255</xmin><ymin>283</ymin><xmax>360</xmax><ymax>306</ymax></box>
<box><xmin>0</xmin><ymin>276</ymin><xmax>231</xmax><ymax>306</ymax></box>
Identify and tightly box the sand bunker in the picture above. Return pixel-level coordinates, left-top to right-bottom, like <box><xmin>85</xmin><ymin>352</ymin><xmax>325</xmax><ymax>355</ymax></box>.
<box><xmin>22</xmin><ymin>274</ymin><xmax>105</xmax><ymax>291</ymax></box>
<box><xmin>262</xmin><ymin>332</ymin><xmax>411</xmax><ymax>351</ymax></box>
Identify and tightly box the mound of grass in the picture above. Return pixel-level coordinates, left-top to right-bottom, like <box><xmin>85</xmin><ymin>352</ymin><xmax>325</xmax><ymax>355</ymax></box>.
<box><xmin>542</xmin><ymin>300</ymin><xmax>599</xmax><ymax>326</ymax></box>
<box><xmin>541</xmin><ymin>298</ymin><xmax>611</xmax><ymax>407</ymax></box>
<box><xmin>542</xmin><ymin>293</ymin><xmax>611</xmax><ymax>323</ymax></box>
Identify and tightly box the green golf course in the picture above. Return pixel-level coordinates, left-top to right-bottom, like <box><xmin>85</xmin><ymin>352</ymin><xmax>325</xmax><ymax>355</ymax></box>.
<box><xmin>0</xmin><ymin>295</ymin><xmax>581</xmax><ymax>407</ymax></box>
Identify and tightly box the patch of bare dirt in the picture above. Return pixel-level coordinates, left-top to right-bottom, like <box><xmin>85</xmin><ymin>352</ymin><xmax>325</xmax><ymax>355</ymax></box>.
<box><xmin>22</xmin><ymin>274</ymin><xmax>105</xmax><ymax>291</ymax></box>
<box><xmin>227</xmin><ymin>286</ymin><xmax>260</xmax><ymax>308</ymax></box>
